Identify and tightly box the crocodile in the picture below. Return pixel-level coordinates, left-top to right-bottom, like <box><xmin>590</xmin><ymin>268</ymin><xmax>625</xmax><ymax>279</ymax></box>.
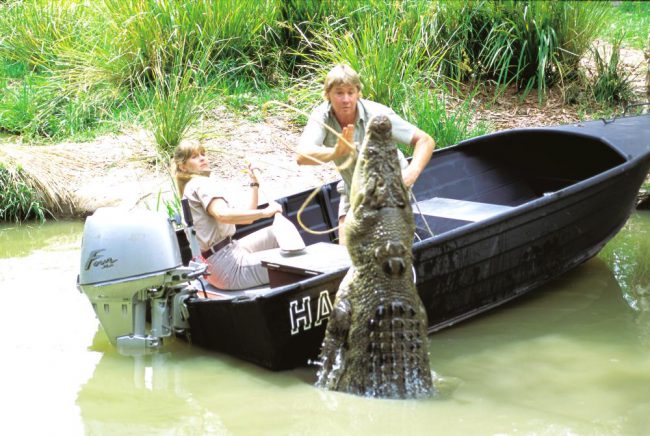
<box><xmin>315</xmin><ymin>114</ymin><xmax>434</xmax><ymax>399</ymax></box>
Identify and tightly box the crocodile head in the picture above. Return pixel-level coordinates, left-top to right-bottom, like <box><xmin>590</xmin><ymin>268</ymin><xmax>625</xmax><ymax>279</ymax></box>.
<box><xmin>349</xmin><ymin>115</ymin><xmax>409</xmax><ymax>215</ymax></box>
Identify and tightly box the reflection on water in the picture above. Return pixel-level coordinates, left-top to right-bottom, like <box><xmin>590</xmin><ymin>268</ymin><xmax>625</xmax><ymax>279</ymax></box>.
<box><xmin>0</xmin><ymin>220</ymin><xmax>83</xmax><ymax>258</ymax></box>
<box><xmin>78</xmin><ymin>334</ymin><xmax>232</xmax><ymax>435</ymax></box>
<box><xmin>2</xmin><ymin>213</ymin><xmax>650</xmax><ymax>435</ymax></box>
<box><xmin>601</xmin><ymin>211</ymin><xmax>650</xmax><ymax>347</ymax></box>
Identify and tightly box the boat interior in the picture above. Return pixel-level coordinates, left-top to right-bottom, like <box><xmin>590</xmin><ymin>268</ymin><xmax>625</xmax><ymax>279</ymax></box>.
<box><xmin>180</xmin><ymin>129</ymin><xmax>627</xmax><ymax>298</ymax></box>
<box><xmin>412</xmin><ymin>129</ymin><xmax>627</xmax><ymax>236</ymax></box>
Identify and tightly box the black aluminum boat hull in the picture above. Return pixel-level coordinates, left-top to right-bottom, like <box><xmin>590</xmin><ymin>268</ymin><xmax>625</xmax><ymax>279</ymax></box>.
<box><xmin>185</xmin><ymin>115</ymin><xmax>650</xmax><ymax>370</ymax></box>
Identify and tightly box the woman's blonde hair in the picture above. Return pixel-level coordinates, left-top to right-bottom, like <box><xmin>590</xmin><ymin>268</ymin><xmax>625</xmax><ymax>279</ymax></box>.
<box><xmin>172</xmin><ymin>140</ymin><xmax>207</xmax><ymax>197</ymax></box>
<box><xmin>323</xmin><ymin>64</ymin><xmax>362</xmax><ymax>100</ymax></box>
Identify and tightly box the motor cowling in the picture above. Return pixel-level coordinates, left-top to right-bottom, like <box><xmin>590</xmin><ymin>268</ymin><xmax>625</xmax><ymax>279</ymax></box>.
<box><xmin>79</xmin><ymin>207</ymin><xmax>182</xmax><ymax>285</ymax></box>
<box><xmin>77</xmin><ymin>207</ymin><xmax>204</xmax><ymax>354</ymax></box>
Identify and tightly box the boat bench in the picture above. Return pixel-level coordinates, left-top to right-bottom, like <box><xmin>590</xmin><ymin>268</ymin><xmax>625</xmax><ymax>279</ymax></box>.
<box><xmin>258</xmin><ymin>242</ymin><xmax>351</xmax><ymax>288</ymax></box>
<box><xmin>414</xmin><ymin>197</ymin><xmax>514</xmax><ymax>222</ymax></box>
<box><xmin>197</xmin><ymin>242</ymin><xmax>351</xmax><ymax>297</ymax></box>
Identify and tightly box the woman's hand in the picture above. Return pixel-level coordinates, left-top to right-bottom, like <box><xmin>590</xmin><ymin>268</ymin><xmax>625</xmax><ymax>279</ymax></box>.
<box><xmin>263</xmin><ymin>200</ymin><xmax>283</xmax><ymax>218</ymax></box>
<box><xmin>246</xmin><ymin>162</ymin><xmax>260</xmax><ymax>186</ymax></box>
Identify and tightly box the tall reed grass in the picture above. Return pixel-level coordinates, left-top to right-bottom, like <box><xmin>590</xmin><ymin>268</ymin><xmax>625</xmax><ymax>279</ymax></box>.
<box><xmin>0</xmin><ymin>0</ymin><xmax>282</xmax><ymax>141</ymax></box>
<box><xmin>0</xmin><ymin>0</ymin><xmax>131</xmax><ymax>140</ymax></box>
<box><xmin>0</xmin><ymin>0</ymin><xmax>96</xmax><ymax>71</ymax></box>
<box><xmin>305</xmin><ymin>2</ymin><xmax>440</xmax><ymax>107</ymax></box>
<box><xmin>100</xmin><ymin>0</ymin><xmax>280</xmax><ymax>86</ymax></box>
<box><xmin>276</xmin><ymin>0</ymin><xmax>376</xmax><ymax>74</ymax></box>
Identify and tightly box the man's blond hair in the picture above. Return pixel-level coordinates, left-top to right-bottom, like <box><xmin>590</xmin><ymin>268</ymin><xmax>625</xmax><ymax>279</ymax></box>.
<box><xmin>323</xmin><ymin>64</ymin><xmax>362</xmax><ymax>100</ymax></box>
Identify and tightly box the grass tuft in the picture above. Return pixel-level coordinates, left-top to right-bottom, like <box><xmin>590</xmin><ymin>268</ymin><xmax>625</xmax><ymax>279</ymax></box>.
<box><xmin>0</xmin><ymin>163</ymin><xmax>47</xmax><ymax>223</ymax></box>
<box><xmin>141</xmin><ymin>35</ymin><xmax>217</xmax><ymax>157</ymax></box>
<box><xmin>590</xmin><ymin>35</ymin><xmax>636</xmax><ymax>106</ymax></box>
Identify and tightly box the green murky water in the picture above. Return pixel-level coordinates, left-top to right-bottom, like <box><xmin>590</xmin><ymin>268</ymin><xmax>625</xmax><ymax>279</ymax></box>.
<box><xmin>1</xmin><ymin>213</ymin><xmax>649</xmax><ymax>435</ymax></box>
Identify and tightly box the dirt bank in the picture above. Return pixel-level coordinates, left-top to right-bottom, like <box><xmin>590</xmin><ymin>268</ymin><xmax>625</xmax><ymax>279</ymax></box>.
<box><xmin>41</xmin><ymin>109</ymin><xmax>341</xmax><ymax>218</ymax></box>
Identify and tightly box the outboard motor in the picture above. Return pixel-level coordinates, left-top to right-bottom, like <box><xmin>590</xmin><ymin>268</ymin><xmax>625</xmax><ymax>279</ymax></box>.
<box><xmin>77</xmin><ymin>207</ymin><xmax>206</xmax><ymax>355</ymax></box>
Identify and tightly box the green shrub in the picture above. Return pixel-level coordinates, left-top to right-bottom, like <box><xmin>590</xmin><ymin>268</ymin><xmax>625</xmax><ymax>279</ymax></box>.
<box><xmin>432</xmin><ymin>1</ymin><xmax>609</xmax><ymax>101</ymax></box>
<box><xmin>305</xmin><ymin>1</ymin><xmax>440</xmax><ymax>108</ymax></box>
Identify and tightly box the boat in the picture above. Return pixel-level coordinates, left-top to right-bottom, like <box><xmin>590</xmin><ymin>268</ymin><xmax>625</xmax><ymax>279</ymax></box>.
<box><xmin>77</xmin><ymin>113</ymin><xmax>650</xmax><ymax>370</ymax></box>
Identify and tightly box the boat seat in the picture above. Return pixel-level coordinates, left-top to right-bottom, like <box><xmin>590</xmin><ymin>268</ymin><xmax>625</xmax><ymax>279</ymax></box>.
<box><xmin>414</xmin><ymin>197</ymin><xmax>513</xmax><ymax>222</ymax></box>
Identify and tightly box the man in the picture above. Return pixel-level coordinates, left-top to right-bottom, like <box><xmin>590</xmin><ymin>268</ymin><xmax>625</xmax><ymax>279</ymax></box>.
<box><xmin>296</xmin><ymin>64</ymin><xmax>435</xmax><ymax>244</ymax></box>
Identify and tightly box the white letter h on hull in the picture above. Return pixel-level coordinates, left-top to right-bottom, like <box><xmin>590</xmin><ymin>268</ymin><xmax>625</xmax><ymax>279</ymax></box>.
<box><xmin>289</xmin><ymin>297</ymin><xmax>312</xmax><ymax>335</ymax></box>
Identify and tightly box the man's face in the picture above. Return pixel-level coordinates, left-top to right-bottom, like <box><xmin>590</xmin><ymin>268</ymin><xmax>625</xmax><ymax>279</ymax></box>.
<box><xmin>327</xmin><ymin>84</ymin><xmax>360</xmax><ymax>120</ymax></box>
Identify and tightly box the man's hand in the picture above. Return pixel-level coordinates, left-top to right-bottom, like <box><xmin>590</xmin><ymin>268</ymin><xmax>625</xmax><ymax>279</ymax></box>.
<box><xmin>401</xmin><ymin>166</ymin><xmax>419</xmax><ymax>188</ymax></box>
<box><xmin>331</xmin><ymin>124</ymin><xmax>355</xmax><ymax>160</ymax></box>
<box><xmin>402</xmin><ymin>128</ymin><xmax>435</xmax><ymax>188</ymax></box>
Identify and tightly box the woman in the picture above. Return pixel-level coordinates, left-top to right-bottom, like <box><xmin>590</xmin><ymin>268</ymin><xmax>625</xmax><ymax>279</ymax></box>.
<box><xmin>173</xmin><ymin>141</ymin><xmax>282</xmax><ymax>290</ymax></box>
